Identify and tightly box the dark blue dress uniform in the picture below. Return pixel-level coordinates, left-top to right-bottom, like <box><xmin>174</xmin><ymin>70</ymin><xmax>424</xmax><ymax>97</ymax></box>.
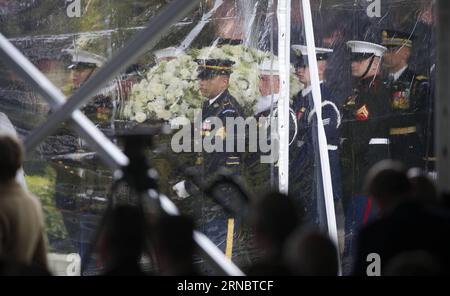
<box><xmin>184</xmin><ymin>89</ymin><xmax>244</xmax><ymax>255</ymax></box>
<box><xmin>290</xmin><ymin>83</ymin><xmax>342</xmax><ymax>229</ymax></box>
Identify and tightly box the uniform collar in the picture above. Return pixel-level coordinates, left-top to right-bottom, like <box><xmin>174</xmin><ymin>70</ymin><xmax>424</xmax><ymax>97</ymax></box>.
<box><xmin>209</xmin><ymin>90</ymin><xmax>226</xmax><ymax>106</ymax></box>
<box><xmin>301</xmin><ymin>81</ymin><xmax>323</xmax><ymax>97</ymax></box>
<box><xmin>392</xmin><ymin>65</ymin><xmax>408</xmax><ymax>82</ymax></box>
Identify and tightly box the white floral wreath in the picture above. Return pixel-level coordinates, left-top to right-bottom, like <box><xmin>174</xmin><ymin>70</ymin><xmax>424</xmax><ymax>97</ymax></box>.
<box><xmin>122</xmin><ymin>45</ymin><xmax>301</xmax><ymax>125</ymax></box>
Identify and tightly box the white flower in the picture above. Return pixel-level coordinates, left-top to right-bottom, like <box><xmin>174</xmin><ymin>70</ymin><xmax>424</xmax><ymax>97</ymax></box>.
<box><xmin>179</xmin><ymin>68</ymin><xmax>192</xmax><ymax>80</ymax></box>
<box><xmin>162</xmin><ymin>72</ymin><xmax>176</xmax><ymax>85</ymax></box>
<box><xmin>180</xmin><ymin>101</ymin><xmax>190</xmax><ymax>113</ymax></box>
<box><xmin>134</xmin><ymin>112</ymin><xmax>147</xmax><ymax>123</ymax></box>
<box><xmin>165</xmin><ymin>61</ymin><xmax>177</xmax><ymax>74</ymax></box>
<box><xmin>159</xmin><ymin>110</ymin><xmax>172</xmax><ymax>120</ymax></box>
<box><xmin>125</xmin><ymin>44</ymin><xmax>299</xmax><ymax>123</ymax></box>
<box><xmin>150</xmin><ymin>82</ymin><xmax>165</xmax><ymax>98</ymax></box>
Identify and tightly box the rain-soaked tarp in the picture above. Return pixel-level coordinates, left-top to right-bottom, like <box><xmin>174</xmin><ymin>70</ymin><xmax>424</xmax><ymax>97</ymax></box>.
<box><xmin>0</xmin><ymin>0</ymin><xmax>435</xmax><ymax>275</ymax></box>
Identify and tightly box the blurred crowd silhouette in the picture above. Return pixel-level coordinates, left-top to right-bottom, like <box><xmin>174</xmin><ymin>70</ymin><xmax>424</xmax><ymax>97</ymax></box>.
<box><xmin>1</xmin><ymin>132</ymin><xmax>450</xmax><ymax>276</ymax></box>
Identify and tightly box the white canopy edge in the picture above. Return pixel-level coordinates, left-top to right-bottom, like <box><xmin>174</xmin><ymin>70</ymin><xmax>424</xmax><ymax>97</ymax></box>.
<box><xmin>301</xmin><ymin>0</ymin><xmax>341</xmax><ymax>275</ymax></box>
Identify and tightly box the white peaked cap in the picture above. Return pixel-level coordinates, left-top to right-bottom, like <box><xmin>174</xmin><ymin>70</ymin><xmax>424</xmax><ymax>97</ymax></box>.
<box><xmin>154</xmin><ymin>47</ymin><xmax>184</xmax><ymax>60</ymax></box>
<box><xmin>291</xmin><ymin>45</ymin><xmax>334</xmax><ymax>56</ymax></box>
<box><xmin>63</xmin><ymin>48</ymin><xmax>107</xmax><ymax>67</ymax></box>
<box><xmin>259</xmin><ymin>57</ymin><xmax>279</xmax><ymax>75</ymax></box>
<box><xmin>346</xmin><ymin>41</ymin><xmax>387</xmax><ymax>57</ymax></box>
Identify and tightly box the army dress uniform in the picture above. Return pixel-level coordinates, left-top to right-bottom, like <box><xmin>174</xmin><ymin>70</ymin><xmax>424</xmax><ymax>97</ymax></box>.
<box><xmin>381</xmin><ymin>30</ymin><xmax>431</xmax><ymax>169</ymax></box>
<box><xmin>173</xmin><ymin>58</ymin><xmax>244</xmax><ymax>257</ymax></box>
<box><xmin>291</xmin><ymin>83</ymin><xmax>342</xmax><ymax>229</ymax></box>
<box><xmin>386</xmin><ymin>68</ymin><xmax>429</xmax><ymax>168</ymax></box>
<box><xmin>183</xmin><ymin>89</ymin><xmax>244</xmax><ymax>255</ymax></box>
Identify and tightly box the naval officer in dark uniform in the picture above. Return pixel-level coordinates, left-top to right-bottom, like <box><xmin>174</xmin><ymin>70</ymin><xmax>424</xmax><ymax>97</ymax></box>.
<box><xmin>290</xmin><ymin>45</ymin><xmax>342</xmax><ymax>229</ymax></box>
<box><xmin>172</xmin><ymin>58</ymin><xmax>244</xmax><ymax>258</ymax></box>
<box><xmin>381</xmin><ymin>29</ymin><xmax>430</xmax><ymax>169</ymax></box>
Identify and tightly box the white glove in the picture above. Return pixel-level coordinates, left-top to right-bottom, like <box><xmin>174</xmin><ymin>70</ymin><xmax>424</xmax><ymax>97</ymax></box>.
<box><xmin>173</xmin><ymin>180</ymin><xmax>191</xmax><ymax>199</ymax></box>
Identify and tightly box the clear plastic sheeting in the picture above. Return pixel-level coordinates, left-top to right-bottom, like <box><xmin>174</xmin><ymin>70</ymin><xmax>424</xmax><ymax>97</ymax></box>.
<box><xmin>0</xmin><ymin>0</ymin><xmax>435</xmax><ymax>275</ymax></box>
<box><xmin>290</xmin><ymin>0</ymin><xmax>435</xmax><ymax>275</ymax></box>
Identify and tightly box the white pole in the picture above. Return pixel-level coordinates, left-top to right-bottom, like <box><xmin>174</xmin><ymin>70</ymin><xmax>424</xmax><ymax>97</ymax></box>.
<box><xmin>301</xmin><ymin>0</ymin><xmax>341</xmax><ymax>274</ymax></box>
<box><xmin>24</xmin><ymin>0</ymin><xmax>202</xmax><ymax>152</ymax></box>
<box><xmin>277</xmin><ymin>0</ymin><xmax>291</xmax><ymax>194</ymax></box>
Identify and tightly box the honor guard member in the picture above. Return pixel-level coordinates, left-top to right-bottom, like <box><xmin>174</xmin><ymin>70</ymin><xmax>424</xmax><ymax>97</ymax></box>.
<box><xmin>341</xmin><ymin>40</ymin><xmax>390</xmax><ymax>251</ymax></box>
<box><xmin>255</xmin><ymin>58</ymin><xmax>282</xmax><ymax>118</ymax></box>
<box><xmin>60</xmin><ymin>48</ymin><xmax>110</xmax><ymax>273</ymax></box>
<box><xmin>255</xmin><ymin>57</ymin><xmax>297</xmax><ymax>127</ymax></box>
<box><xmin>381</xmin><ymin>29</ymin><xmax>430</xmax><ymax>169</ymax></box>
<box><xmin>246</xmin><ymin>57</ymin><xmax>297</xmax><ymax>193</ymax></box>
<box><xmin>290</xmin><ymin>45</ymin><xmax>342</xmax><ymax>228</ymax></box>
<box><xmin>172</xmin><ymin>58</ymin><xmax>244</xmax><ymax>259</ymax></box>
<box><xmin>64</xmin><ymin>49</ymin><xmax>113</xmax><ymax>127</ymax></box>
<box><xmin>64</xmin><ymin>49</ymin><xmax>106</xmax><ymax>90</ymax></box>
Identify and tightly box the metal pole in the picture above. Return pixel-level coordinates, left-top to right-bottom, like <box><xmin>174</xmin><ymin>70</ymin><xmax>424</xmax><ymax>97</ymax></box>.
<box><xmin>436</xmin><ymin>0</ymin><xmax>450</xmax><ymax>195</ymax></box>
<box><xmin>277</xmin><ymin>0</ymin><xmax>291</xmax><ymax>194</ymax></box>
<box><xmin>157</xmin><ymin>191</ymin><xmax>245</xmax><ymax>275</ymax></box>
<box><xmin>301</xmin><ymin>0</ymin><xmax>341</xmax><ymax>275</ymax></box>
<box><xmin>24</xmin><ymin>0</ymin><xmax>202</xmax><ymax>152</ymax></box>
<box><xmin>0</xmin><ymin>2</ymin><xmax>244</xmax><ymax>274</ymax></box>
<box><xmin>0</xmin><ymin>33</ymin><xmax>128</xmax><ymax>169</ymax></box>
<box><xmin>179</xmin><ymin>0</ymin><xmax>224</xmax><ymax>50</ymax></box>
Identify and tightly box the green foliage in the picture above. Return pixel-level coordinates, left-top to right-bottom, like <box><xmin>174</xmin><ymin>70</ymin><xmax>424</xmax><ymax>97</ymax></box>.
<box><xmin>25</xmin><ymin>166</ymin><xmax>69</xmax><ymax>247</ymax></box>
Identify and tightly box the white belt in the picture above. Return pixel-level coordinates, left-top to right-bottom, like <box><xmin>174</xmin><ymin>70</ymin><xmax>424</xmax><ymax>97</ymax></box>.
<box><xmin>328</xmin><ymin>145</ymin><xmax>338</xmax><ymax>151</ymax></box>
<box><xmin>369</xmin><ymin>138</ymin><xmax>390</xmax><ymax>145</ymax></box>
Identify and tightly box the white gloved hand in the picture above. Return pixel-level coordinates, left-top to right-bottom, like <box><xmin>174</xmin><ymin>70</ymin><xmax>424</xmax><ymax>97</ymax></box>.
<box><xmin>172</xmin><ymin>180</ymin><xmax>191</xmax><ymax>199</ymax></box>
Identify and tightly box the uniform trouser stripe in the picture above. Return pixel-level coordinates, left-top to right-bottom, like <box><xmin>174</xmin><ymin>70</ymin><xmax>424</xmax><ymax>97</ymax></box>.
<box><xmin>225</xmin><ymin>218</ymin><xmax>235</xmax><ymax>259</ymax></box>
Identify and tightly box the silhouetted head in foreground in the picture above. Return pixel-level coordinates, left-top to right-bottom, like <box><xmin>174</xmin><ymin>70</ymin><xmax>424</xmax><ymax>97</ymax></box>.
<box><xmin>249</xmin><ymin>192</ymin><xmax>301</xmax><ymax>258</ymax></box>
<box><xmin>98</xmin><ymin>205</ymin><xmax>148</xmax><ymax>275</ymax></box>
<box><xmin>407</xmin><ymin>168</ymin><xmax>439</xmax><ymax>206</ymax></box>
<box><xmin>383</xmin><ymin>250</ymin><xmax>442</xmax><ymax>276</ymax></box>
<box><xmin>0</xmin><ymin>135</ymin><xmax>23</xmax><ymax>183</ymax></box>
<box><xmin>153</xmin><ymin>215</ymin><xmax>198</xmax><ymax>276</ymax></box>
<box><xmin>285</xmin><ymin>230</ymin><xmax>339</xmax><ymax>276</ymax></box>
<box><xmin>364</xmin><ymin>160</ymin><xmax>412</xmax><ymax>213</ymax></box>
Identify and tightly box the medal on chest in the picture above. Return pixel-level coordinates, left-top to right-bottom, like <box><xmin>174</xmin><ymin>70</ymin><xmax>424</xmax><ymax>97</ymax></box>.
<box><xmin>202</xmin><ymin>119</ymin><xmax>212</xmax><ymax>136</ymax></box>
<box><xmin>391</xmin><ymin>89</ymin><xmax>410</xmax><ymax>110</ymax></box>
<box><xmin>297</xmin><ymin>107</ymin><xmax>306</xmax><ymax>121</ymax></box>
<box><xmin>344</xmin><ymin>93</ymin><xmax>357</xmax><ymax>109</ymax></box>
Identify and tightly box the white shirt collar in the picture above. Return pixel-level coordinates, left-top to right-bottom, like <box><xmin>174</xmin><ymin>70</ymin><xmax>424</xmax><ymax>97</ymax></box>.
<box><xmin>392</xmin><ymin>65</ymin><xmax>408</xmax><ymax>82</ymax></box>
<box><xmin>301</xmin><ymin>81</ymin><xmax>323</xmax><ymax>96</ymax></box>
<box><xmin>209</xmin><ymin>90</ymin><xmax>225</xmax><ymax>106</ymax></box>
